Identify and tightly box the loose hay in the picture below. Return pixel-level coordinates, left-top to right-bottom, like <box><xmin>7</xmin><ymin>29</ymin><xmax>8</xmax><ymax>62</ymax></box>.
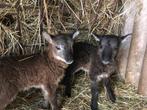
<box><xmin>6</xmin><ymin>73</ymin><xmax>147</xmax><ymax>110</ymax></box>
<box><xmin>0</xmin><ymin>0</ymin><xmax>124</xmax><ymax>56</ymax></box>
<box><xmin>1</xmin><ymin>0</ymin><xmax>147</xmax><ymax>110</ymax></box>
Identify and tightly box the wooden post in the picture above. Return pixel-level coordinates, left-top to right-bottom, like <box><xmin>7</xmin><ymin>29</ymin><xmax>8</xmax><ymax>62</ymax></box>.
<box><xmin>126</xmin><ymin>0</ymin><xmax>147</xmax><ymax>87</ymax></box>
<box><xmin>118</xmin><ymin>0</ymin><xmax>137</xmax><ymax>79</ymax></box>
<box><xmin>138</xmin><ymin>46</ymin><xmax>147</xmax><ymax>96</ymax></box>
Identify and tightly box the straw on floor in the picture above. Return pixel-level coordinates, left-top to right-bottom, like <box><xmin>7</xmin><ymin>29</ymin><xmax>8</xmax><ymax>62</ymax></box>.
<box><xmin>0</xmin><ymin>0</ymin><xmax>147</xmax><ymax>110</ymax></box>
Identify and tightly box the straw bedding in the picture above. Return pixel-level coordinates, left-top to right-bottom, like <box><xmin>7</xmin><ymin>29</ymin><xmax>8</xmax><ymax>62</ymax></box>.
<box><xmin>0</xmin><ymin>0</ymin><xmax>147</xmax><ymax>110</ymax></box>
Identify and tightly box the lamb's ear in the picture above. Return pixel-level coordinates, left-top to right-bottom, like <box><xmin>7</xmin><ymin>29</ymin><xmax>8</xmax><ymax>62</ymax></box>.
<box><xmin>91</xmin><ymin>33</ymin><xmax>100</xmax><ymax>42</ymax></box>
<box><xmin>42</xmin><ymin>31</ymin><xmax>54</xmax><ymax>44</ymax></box>
<box><xmin>72</xmin><ymin>31</ymin><xmax>80</xmax><ymax>39</ymax></box>
<box><xmin>121</xmin><ymin>33</ymin><xmax>132</xmax><ymax>43</ymax></box>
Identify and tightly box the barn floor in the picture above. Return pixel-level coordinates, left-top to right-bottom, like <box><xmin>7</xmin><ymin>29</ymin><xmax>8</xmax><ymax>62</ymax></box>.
<box><xmin>6</xmin><ymin>73</ymin><xmax>147</xmax><ymax>110</ymax></box>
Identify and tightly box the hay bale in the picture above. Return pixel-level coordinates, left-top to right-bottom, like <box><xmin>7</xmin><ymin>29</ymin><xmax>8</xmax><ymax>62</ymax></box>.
<box><xmin>1</xmin><ymin>0</ymin><xmax>147</xmax><ymax>110</ymax></box>
<box><xmin>0</xmin><ymin>0</ymin><xmax>124</xmax><ymax>56</ymax></box>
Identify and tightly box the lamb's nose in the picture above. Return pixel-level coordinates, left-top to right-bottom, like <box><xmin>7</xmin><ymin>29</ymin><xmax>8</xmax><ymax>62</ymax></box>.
<box><xmin>102</xmin><ymin>60</ymin><xmax>110</xmax><ymax>65</ymax></box>
<box><xmin>66</xmin><ymin>60</ymin><xmax>73</xmax><ymax>64</ymax></box>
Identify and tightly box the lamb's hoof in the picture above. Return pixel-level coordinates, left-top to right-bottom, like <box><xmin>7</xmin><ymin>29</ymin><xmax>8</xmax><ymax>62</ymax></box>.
<box><xmin>110</xmin><ymin>96</ymin><xmax>116</xmax><ymax>103</ymax></box>
<box><xmin>91</xmin><ymin>104</ymin><xmax>99</xmax><ymax>110</ymax></box>
<box><xmin>64</xmin><ymin>91</ymin><xmax>71</xmax><ymax>97</ymax></box>
<box><xmin>91</xmin><ymin>107</ymin><xmax>99</xmax><ymax>110</ymax></box>
<box><xmin>107</xmin><ymin>93</ymin><xmax>116</xmax><ymax>103</ymax></box>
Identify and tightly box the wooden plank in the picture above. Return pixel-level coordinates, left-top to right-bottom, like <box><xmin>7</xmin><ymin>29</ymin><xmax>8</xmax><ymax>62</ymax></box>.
<box><xmin>126</xmin><ymin>0</ymin><xmax>147</xmax><ymax>87</ymax></box>
<box><xmin>138</xmin><ymin>46</ymin><xmax>147</xmax><ymax>96</ymax></box>
<box><xmin>118</xmin><ymin>0</ymin><xmax>136</xmax><ymax>79</ymax></box>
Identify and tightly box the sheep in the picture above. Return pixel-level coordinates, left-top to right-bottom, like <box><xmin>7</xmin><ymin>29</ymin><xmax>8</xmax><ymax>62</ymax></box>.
<box><xmin>62</xmin><ymin>33</ymin><xmax>131</xmax><ymax>110</ymax></box>
<box><xmin>0</xmin><ymin>31</ymin><xmax>79</xmax><ymax>110</ymax></box>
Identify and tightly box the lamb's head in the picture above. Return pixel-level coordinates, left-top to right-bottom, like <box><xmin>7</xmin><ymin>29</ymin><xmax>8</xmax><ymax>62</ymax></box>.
<box><xmin>43</xmin><ymin>31</ymin><xmax>79</xmax><ymax>64</ymax></box>
<box><xmin>92</xmin><ymin>33</ymin><xmax>131</xmax><ymax>65</ymax></box>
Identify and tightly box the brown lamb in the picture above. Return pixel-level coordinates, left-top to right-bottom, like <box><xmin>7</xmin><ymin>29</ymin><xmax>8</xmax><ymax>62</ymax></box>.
<box><xmin>0</xmin><ymin>31</ymin><xmax>79</xmax><ymax>110</ymax></box>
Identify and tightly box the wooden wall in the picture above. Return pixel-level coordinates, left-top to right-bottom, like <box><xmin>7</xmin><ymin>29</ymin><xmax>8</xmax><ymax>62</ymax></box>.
<box><xmin>138</xmin><ymin>46</ymin><xmax>147</xmax><ymax>96</ymax></box>
<box><xmin>119</xmin><ymin>0</ymin><xmax>147</xmax><ymax>96</ymax></box>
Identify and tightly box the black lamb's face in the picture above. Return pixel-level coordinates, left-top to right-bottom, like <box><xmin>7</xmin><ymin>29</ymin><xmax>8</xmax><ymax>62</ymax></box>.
<box><xmin>98</xmin><ymin>36</ymin><xmax>120</xmax><ymax>65</ymax></box>
<box><xmin>92</xmin><ymin>33</ymin><xmax>131</xmax><ymax>65</ymax></box>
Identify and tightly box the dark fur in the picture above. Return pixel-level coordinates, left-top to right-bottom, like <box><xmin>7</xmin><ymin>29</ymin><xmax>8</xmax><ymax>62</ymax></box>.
<box><xmin>63</xmin><ymin>34</ymin><xmax>131</xmax><ymax>110</ymax></box>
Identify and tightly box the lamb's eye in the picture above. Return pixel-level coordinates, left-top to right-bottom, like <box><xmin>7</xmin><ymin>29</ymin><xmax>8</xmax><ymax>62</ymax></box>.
<box><xmin>56</xmin><ymin>46</ymin><xmax>61</xmax><ymax>50</ymax></box>
<box><xmin>99</xmin><ymin>45</ymin><xmax>103</xmax><ymax>49</ymax></box>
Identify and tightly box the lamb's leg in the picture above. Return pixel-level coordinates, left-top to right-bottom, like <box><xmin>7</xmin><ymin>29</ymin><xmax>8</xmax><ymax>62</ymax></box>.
<box><xmin>62</xmin><ymin>61</ymin><xmax>81</xmax><ymax>97</ymax></box>
<box><xmin>103</xmin><ymin>78</ymin><xmax>116</xmax><ymax>103</ymax></box>
<box><xmin>42</xmin><ymin>85</ymin><xmax>60</xmax><ymax>110</ymax></box>
<box><xmin>90</xmin><ymin>80</ymin><xmax>99</xmax><ymax>110</ymax></box>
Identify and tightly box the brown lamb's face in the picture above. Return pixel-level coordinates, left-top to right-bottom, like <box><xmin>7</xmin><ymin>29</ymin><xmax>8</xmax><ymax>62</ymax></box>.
<box><xmin>43</xmin><ymin>31</ymin><xmax>79</xmax><ymax>64</ymax></box>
